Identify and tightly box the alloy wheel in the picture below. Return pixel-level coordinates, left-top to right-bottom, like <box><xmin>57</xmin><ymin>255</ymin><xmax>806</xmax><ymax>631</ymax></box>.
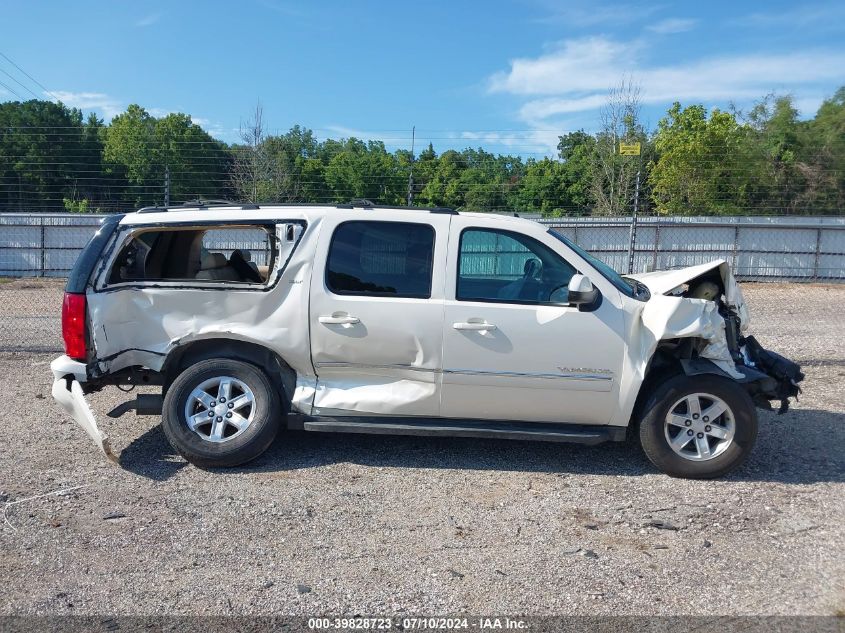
<box><xmin>184</xmin><ymin>375</ymin><xmax>256</xmax><ymax>443</ymax></box>
<box><xmin>664</xmin><ymin>392</ymin><xmax>736</xmax><ymax>461</ymax></box>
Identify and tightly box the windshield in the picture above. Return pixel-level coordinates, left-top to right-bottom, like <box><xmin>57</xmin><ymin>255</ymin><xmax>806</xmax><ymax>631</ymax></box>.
<box><xmin>548</xmin><ymin>229</ymin><xmax>645</xmax><ymax>299</ymax></box>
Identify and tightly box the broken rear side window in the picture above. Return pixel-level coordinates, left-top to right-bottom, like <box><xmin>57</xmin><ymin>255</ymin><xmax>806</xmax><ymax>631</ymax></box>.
<box><xmin>108</xmin><ymin>225</ymin><xmax>276</xmax><ymax>285</ymax></box>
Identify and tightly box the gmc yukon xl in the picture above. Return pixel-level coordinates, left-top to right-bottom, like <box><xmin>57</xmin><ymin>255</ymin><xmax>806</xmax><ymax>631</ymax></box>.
<box><xmin>51</xmin><ymin>202</ymin><xmax>803</xmax><ymax>478</ymax></box>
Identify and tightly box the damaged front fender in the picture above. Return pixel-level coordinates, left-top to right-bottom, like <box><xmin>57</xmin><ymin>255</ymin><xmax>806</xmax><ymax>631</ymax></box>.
<box><xmin>623</xmin><ymin>259</ymin><xmax>803</xmax><ymax>417</ymax></box>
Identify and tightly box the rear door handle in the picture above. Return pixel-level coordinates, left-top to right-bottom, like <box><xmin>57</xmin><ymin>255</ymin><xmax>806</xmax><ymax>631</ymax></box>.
<box><xmin>453</xmin><ymin>321</ymin><xmax>497</xmax><ymax>331</ymax></box>
<box><xmin>319</xmin><ymin>314</ymin><xmax>360</xmax><ymax>325</ymax></box>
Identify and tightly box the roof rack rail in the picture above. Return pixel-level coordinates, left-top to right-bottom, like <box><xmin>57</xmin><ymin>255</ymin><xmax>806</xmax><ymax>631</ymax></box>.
<box><xmin>135</xmin><ymin>201</ymin><xmax>459</xmax><ymax>215</ymax></box>
<box><xmin>335</xmin><ymin>201</ymin><xmax>458</xmax><ymax>215</ymax></box>
<box><xmin>136</xmin><ymin>200</ymin><xmax>260</xmax><ymax>213</ymax></box>
<box><xmin>335</xmin><ymin>199</ymin><xmax>376</xmax><ymax>209</ymax></box>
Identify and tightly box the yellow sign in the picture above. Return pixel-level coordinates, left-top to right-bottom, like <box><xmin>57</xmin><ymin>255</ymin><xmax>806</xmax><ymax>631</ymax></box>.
<box><xmin>619</xmin><ymin>142</ymin><xmax>641</xmax><ymax>156</ymax></box>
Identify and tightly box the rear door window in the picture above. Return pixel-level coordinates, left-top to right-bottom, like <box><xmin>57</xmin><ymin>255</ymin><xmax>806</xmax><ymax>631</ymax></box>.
<box><xmin>326</xmin><ymin>221</ymin><xmax>435</xmax><ymax>298</ymax></box>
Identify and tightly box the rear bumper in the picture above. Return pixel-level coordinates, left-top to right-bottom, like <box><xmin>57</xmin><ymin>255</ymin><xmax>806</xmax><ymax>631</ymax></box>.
<box><xmin>50</xmin><ymin>355</ymin><xmax>116</xmax><ymax>462</ymax></box>
<box><xmin>50</xmin><ymin>354</ymin><xmax>88</xmax><ymax>383</ymax></box>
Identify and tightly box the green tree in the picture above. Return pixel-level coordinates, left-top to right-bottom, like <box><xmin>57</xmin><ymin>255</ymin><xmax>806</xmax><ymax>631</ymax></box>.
<box><xmin>592</xmin><ymin>80</ymin><xmax>648</xmax><ymax>215</ymax></box>
<box><xmin>801</xmin><ymin>87</ymin><xmax>845</xmax><ymax>213</ymax></box>
<box><xmin>105</xmin><ymin>104</ymin><xmax>228</xmax><ymax>206</ymax></box>
<box><xmin>557</xmin><ymin>130</ymin><xmax>598</xmax><ymax>214</ymax></box>
<box><xmin>649</xmin><ymin>103</ymin><xmax>753</xmax><ymax>215</ymax></box>
<box><xmin>743</xmin><ymin>94</ymin><xmax>806</xmax><ymax>213</ymax></box>
<box><xmin>0</xmin><ymin>99</ymin><xmax>93</xmax><ymax>211</ymax></box>
<box><xmin>103</xmin><ymin>104</ymin><xmax>157</xmax><ymax>205</ymax></box>
<box><xmin>154</xmin><ymin>112</ymin><xmax>229</xmax><ymax>202</ymax></box>
<box><xmin>323</xmin><ymin>138</ymin><xmax>405</xmax><ymax>204</ymax></box>
<box><xmin>407</xmin><ymin>143</ymin><xmax>438</xmax><ymax>206</ymax></box>
<box><xmin>515</xmin><ymin>159</ymin><xmax>569</xmax><ymax>215</ymax></box>
<box><xmin>420</xmin><ymin>150</ymin><xmax>466</xmax><ymax>208</ymax></box>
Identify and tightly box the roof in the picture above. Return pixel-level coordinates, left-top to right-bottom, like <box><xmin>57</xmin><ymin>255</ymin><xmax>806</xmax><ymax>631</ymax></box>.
<box><xmin>119</xmin><ymin>202</ymin><xmax>541</xmax><ymax>229</ymax></box>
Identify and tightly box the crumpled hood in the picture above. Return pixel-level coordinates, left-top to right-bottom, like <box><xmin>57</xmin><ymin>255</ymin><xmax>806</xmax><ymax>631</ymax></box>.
<box><xmin>629</xmin><ymin>259</ymin><xmax>749</xmax><ymax>331</ymax></box>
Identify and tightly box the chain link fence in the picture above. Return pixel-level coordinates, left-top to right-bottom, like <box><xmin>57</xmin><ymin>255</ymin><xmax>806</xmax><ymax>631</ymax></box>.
<box><xmin>541</xmin><ymin>215</ymin><xmax>845</xmax><ymax>280</ymax></box>
<box><xmin>1</xmin><ymin>211</ymin><xmax>844</xmax><ymax>353</ymax></box>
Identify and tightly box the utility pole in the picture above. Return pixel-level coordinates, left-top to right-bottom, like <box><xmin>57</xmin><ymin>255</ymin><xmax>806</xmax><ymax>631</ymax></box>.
<box><xmin>164</xmin><ymin>165</ymin><xmax>171</xmax><ymax>206</ymax></box>
<box><xmin>619</xmin><ymin>141</ymin><xmax>642</xmax><ymax>274</ymax></box>
<box><xmin>407</xmin><ymin>126</ymin><xmax>415</xmax><ymax>207</ymax></box>
<box><xmin>628</xmin><ymin>168</ymin><xmax>641</xmax><ymax>274</ymax></box>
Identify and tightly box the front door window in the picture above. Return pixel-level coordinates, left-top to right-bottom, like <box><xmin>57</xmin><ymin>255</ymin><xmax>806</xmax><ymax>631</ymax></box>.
<box><xmin>457</xmin><ymin>228</ymin><xmax>577</xmax><ymax>305</ymax></box>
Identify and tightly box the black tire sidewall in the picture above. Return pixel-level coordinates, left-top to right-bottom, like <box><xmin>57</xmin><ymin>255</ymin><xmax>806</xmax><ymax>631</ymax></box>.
<box><xmin>639</xmin><ymin>373</ymin><xmax>758</xmax><ymax>479</ymax></box>
<box><xmin>162</xmin><ymin>358</ymin><xmax>281</xmax><ymax>467</ymax></box>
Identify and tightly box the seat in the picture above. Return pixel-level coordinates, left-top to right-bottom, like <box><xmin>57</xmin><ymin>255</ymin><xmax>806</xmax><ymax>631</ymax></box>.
<box><xmin>195</xmin><ymin>250</ymin><xmax>241</xmax><ymax>281</ymax></box>
<box><xmin>498</xmin><ymin>258</ymin><xmax>542</xmax><ymax>301</ymax></box>
<box><xmin>229</xmin><ymin>249</ymin><xmax>263</xmax><ymax>283</ymax></box>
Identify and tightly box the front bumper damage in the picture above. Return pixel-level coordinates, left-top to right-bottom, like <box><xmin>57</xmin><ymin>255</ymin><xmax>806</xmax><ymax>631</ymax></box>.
<box><xmin>630</xmin><ymin>260</ymin><xmax>804</xmax><ymax>413</ymax></box>
<box><xmin>50</xmin><ymin>355</ymin><xmax>116</xmax><ymax>462</ymax></box>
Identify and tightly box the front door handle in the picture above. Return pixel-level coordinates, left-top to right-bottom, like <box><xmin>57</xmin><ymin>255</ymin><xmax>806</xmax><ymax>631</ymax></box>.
<box><xmin>453</xmin><ymin>321</ymin><xmax>497</xmax><ymax>331</ymax></box>
<box><xmin>319</xmin><ymin>314</ymin><xmax>360</xmax><ymax>325</ymax></box>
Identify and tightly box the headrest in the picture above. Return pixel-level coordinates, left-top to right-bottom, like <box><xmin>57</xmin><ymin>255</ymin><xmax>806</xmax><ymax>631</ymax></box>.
<box><xmin>231</xmin><ymin>249</ymin><xmax>252</xmax><ymax>262</ymax></box>
<box><xmin>201</xmin><ymin>251</ymin><xmax>228</xmax><ymax>269</ymax></box>
<box><xmin>524</xmin><ymin>258</ymin><xmax>541</xmax><ymax>276</ymax></box>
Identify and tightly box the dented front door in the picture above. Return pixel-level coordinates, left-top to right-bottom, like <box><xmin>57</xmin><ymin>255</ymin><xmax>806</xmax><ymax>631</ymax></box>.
<box><xmin>309</xmin><ymin>212</ymin><xmax>452</xmax><ymax>416</ymax></box>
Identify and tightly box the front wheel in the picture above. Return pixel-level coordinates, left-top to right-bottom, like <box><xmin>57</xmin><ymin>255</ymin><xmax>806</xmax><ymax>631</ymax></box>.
<box><xmin>638</xmin><ymin>374</ymin><xmax>757</xmax><ymax>479</ymax></box>
<box><xmin>162</xmin><ymin>358</ymin><xmax>282</xmax><ymax>468</ymax></box>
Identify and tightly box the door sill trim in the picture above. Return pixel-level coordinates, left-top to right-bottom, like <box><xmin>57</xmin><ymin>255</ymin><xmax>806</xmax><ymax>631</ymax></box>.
<box><xmin>290</xmin><ymin>415</ymin><xmax>626</xmax><ymax>444</ymax></box>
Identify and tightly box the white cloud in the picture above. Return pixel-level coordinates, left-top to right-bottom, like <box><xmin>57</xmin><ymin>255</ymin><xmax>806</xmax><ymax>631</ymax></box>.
<box><xmin>460</xmin><ymin>130</ymin><xmax>561</xmax><ymax>156</ymax></box>
<box><xmin>489</xmin><ymin>38</ymin><xmax>643</xmax><ymax>96</ymax></box>
<box><xmin>136</xmin><ymin>12</ymin><xmax>162</xmax><ymax>28</ymax></box>
<box><xmin>191</xmin><ymin>117</ymin><xmax>230</xmax><ymax>139</ymax></box>
<box><xmin>146</xmin><ymin>108</ymin><xmax>227</xmax><ymax>136</ymax></box>
<box><xmin>488</xmin><ymin>36</ymin><xmax>845</xmax><ymax>129</ymax></box>
<box><xmin>519</xmin><ymin>94</ymin><xmax>610</xmax><ymax>122</ymax></box>
<box><xmin>646</xmin><ymin>17</ymin><xmax>697</xmax><ymax>34</ymax></box>
<box><xmin>44</xmin><ymin>92</ymin><xmax>228</xmax><ymax>138</ymax></box>
<box><xmin>322</xmin><ymin>124</ymin><xmax>375</xmax><ymax>138</ymax></box>
<box><xmin>48</xmin><ymin>90</ymin><xmax>124</xmax><ymax>119</ymax></box>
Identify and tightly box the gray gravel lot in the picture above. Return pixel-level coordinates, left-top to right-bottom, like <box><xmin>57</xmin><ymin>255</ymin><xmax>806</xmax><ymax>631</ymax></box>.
<box><xmin>0</xmin><ymin>283</ymin><xmax>843</xmax><ymax>616</ymax></box>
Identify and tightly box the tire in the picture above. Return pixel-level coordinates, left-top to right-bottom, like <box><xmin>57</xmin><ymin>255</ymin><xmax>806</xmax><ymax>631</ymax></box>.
<box><xmin>638</xmin><ymin>373</ymin><xmax>757</xmax><ymax>479</ymax></box>
<box><xmin>161</xmin><ymin>358</ymin><xmax>282</xmax><ymax>468</ymax></box>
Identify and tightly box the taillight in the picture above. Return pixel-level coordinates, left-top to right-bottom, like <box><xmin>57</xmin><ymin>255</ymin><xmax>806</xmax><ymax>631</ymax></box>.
<box><xmin>62</xmin><ymin>292</ymin><xmax>87</xmax><ymax>361</ymax></box>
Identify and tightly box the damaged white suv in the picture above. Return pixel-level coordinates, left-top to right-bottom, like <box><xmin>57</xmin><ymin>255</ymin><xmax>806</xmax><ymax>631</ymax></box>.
<box><xmin>51</xmin><ymin>202</ymin><xmax>803</xmax><ymax>478</ymax></box>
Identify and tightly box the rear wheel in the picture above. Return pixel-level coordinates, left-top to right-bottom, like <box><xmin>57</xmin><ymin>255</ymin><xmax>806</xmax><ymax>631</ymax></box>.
<box><xmin>162</xmin><ymin>358</ymin><xmax>282</xmax><ymax>467</ymax></box>
<box><xmin>638</xmin><ymin>373</ymin><xmax>757</xmax><ymax>479</ymax></box>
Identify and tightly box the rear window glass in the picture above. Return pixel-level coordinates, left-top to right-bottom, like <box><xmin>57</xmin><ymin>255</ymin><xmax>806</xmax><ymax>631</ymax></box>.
<box><xmin>108</xmin><ymin>225</ymin><xmax>275</xmax><ymax>285</ymax></box>
<box><xmin>326</xmin><ymin>221</ymin><xmax>435</xmax><ymax>298</ymax></box>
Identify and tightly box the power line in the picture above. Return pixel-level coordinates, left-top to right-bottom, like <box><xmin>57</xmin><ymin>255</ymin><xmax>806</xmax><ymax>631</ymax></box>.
<box><xmin>0</xmin><ymin>77</ymin><xmax>23</xmax><ymax>100</ymax></box>
<box><xmin>0</xmin><ymin>51</ymin><xmax>61</xmax><ymax>102</ymax></box>
<box><xmin>0</xmin><ymin>66</ymin><xmax>39</xmax><ymax>99</ymax></box>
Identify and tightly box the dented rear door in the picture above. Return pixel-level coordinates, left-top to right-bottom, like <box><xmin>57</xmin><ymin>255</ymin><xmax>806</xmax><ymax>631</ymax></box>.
<box><xmin>309</xmin><ymin>211</ymin><xmax>452</xmax><ymax>417</ymax></box>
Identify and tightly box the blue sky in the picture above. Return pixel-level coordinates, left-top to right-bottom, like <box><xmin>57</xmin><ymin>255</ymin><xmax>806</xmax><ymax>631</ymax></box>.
<box><xmin>1</xmin><ymin>0</ymin><xmax>844</xmax><ymax>156</ymax></box>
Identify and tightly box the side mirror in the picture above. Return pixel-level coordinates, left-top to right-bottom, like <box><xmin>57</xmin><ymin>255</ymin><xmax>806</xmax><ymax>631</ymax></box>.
<box><xmin>567</xmin><ymin>274</ymin><xmax>599</xmax><ymax>307</ymax></box>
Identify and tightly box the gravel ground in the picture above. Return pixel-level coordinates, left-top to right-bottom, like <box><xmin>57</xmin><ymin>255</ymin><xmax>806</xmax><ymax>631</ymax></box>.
<box><xmin>0</xmin><ymin>283</ymin><xmax>843</xmax><ymax>616</ymax></box>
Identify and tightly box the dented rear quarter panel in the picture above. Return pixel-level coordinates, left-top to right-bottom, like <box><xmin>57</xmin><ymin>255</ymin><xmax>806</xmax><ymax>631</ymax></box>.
<box><xmin>86</xmin><ymin>212</ymin><xmax>325</xmax><ymax>409</ymax></box>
